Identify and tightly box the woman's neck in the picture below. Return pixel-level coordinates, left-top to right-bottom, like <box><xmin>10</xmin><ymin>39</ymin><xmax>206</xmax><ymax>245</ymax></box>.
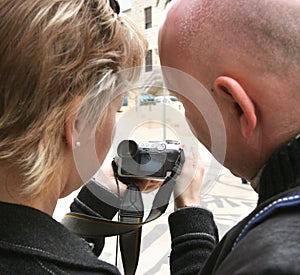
<box><xmin>0</xmin><ymin>163</ymin><xmax>60</xmax><ymax>216</ymax></box>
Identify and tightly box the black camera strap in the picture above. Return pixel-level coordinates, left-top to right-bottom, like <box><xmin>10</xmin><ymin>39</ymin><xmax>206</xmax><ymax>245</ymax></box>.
<box><xmin>119</xmin><ymin>184</ymin><xmax>143</xmax><ymax>275</ymax></box>
<box><xmin>62</xmin><ymin>175</ymin><xmax>179</xmax><ymax>234</ymax></box>
<box><xmin>61</xmin><ymin>149</ymin><xmax>184</xmax><ymax>274</ymax></box>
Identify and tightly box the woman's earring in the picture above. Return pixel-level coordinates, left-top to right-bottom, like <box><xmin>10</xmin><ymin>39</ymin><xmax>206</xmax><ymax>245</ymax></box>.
<box><xmin>75</xmin><ymin>141</ymin><xmax>81</xmax><ymax>147</ymax></box>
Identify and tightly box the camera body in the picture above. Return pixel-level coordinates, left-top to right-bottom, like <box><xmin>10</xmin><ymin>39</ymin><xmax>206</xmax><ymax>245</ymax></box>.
<box><xmin>115</xmin><ymin>140</ymin><xmax>182</xmax><ymax>179</ymax></box>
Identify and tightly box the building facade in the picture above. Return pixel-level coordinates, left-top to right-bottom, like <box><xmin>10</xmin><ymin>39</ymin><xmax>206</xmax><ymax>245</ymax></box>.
<box><xmin>120</xmin><ymin>0</ymin><xmax>168</xmax><ymax>71</ymax></box>
<box><xmin>119</xmin><ymin>0</ymin><xmax>170</xmax><ymax>97</ymax></box>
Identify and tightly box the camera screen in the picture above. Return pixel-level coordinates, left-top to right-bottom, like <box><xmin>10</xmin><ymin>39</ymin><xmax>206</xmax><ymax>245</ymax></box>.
<box><xmin>139</xmin><ymin>154</ymin><xmax>164</xmax><ymax>174</ymax></box>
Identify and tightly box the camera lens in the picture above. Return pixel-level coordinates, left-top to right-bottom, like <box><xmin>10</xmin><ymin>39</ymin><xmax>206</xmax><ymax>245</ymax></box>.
<box><xmin>117</xmin><ymin>140</ymin><xmax>138</xmax><ymax>157</ymax></box>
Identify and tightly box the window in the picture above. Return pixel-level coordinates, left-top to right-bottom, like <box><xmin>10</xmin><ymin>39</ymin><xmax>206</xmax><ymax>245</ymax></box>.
<box><xmin>145</xmin><ymin>7</ymin><xmax>152</xmax><ymax>29</ymax></box>
<box><xmin>145</xmin><ymin>50</ymin><xmax>152</xmax><ymax>72</ymax></box>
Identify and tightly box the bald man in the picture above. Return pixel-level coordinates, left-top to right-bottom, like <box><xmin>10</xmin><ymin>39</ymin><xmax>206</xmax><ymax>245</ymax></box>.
<box><xmin>159</xmin><ymin>0</ymin><xmax>300</xmax><ymax>274</ymax></box>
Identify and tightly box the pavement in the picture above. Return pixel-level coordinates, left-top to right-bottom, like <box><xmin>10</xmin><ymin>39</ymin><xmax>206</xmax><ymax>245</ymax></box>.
<box><xmin>53</xmin><ymin>104</ymin><xmax>258</xmax><ymax>275</ymax></box>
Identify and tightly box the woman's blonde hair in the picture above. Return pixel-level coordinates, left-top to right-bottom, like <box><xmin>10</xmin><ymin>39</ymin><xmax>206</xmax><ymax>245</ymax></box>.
<box><xmin>0</xmin><ymin>0</ymin><xmax>147</xmax><ymax>195</ymax></box>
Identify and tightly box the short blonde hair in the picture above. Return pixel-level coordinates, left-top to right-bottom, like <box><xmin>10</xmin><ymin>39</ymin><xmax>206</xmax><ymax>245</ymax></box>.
<box><xmin>0</xmin><ymin>0</ymin><xmax>147</xmax><ymax>195</ymax></box>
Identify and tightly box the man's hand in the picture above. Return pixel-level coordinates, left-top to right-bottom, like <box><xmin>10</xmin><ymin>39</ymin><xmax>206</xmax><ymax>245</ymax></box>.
<box><xmin>173</xmin><ymin>145</ymin><xmax>204</xmax><ymax>210</ymax></box>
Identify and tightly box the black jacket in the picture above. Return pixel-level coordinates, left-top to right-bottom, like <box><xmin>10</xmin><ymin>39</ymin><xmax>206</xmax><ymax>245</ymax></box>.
<box><xmin>0</xmin><ymin>202</ymin><xmax>120</xmax><ymax>274</ymax></box>
<box><xmin>169</xmin><ymin>135</ymin><xmax>300</xmax><ymax>275</ymax></box>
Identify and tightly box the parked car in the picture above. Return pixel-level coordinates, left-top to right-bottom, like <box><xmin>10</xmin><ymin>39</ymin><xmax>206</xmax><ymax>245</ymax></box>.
<box><xmin>155</xmin><ymin>95</ymin><xmax>183</xmax><ymax>111</ymax></box>
<box><xmin>155</xmin><ymin>95</ymin><xmax>179</xmax><ymax>104</ymax></box>
<box><xmin>140</xmin><ymin>93</ymin><xmax>156</xmax><ymax>105</ymax></box>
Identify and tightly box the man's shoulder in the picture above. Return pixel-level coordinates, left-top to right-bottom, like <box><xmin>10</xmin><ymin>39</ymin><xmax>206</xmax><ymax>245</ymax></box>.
<box><xmin>215</xmin><ymin>205</ymin><xmax>300</xmax><ymax>274</ymax></box>
<box><xmin>201</xmin><ymin>191</ymin><xmax>300</xmax><ymax>275</ymax></box>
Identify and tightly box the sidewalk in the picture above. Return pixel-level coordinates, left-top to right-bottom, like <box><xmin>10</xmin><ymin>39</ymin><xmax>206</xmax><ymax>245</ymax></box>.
<box><xmin>53</xmin><ymin>104</ymin><xmax>258</xmax><ymax>275</ymax></box>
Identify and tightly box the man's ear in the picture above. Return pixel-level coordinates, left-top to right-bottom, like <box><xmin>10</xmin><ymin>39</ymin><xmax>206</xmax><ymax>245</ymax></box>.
<box><xmin>214</xmin><ymin>76</ymin><xmax>257</xmax><ymax>138</ymax></box>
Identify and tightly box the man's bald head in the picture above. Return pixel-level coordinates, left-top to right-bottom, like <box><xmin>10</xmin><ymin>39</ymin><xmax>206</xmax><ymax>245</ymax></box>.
<box><xmin>160</xmin><ymin>0</ymin><xmax>300</xmax><ymax>76</ymax></box>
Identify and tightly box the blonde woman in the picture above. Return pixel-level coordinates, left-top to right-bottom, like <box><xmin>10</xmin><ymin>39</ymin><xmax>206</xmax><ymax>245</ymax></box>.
<box><xmin>0</xmin><ymin>0</ymin><xmax>147</xmax><ymax>273</ymax></box>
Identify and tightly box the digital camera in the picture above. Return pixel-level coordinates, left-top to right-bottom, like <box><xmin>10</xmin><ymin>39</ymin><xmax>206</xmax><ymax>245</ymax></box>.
<box><xmin>114</xmin><ymin>140</ymin><xmax>182</xmax><ymax>179</ymax></box>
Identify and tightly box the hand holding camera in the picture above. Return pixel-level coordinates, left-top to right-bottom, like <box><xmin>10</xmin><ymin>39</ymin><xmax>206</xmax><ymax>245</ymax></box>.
<box><xmin>113</xmin><ymin>139</ymin><xmax>203</xmax><ymax>207</ymax></box>
<box><xmin>173</xmin><ymin>145</ymin><xmax>204</xmax><ymax>210</ymax></box>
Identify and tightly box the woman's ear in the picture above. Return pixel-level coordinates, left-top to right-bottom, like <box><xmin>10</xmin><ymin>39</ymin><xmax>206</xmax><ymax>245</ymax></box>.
<box><xmin>65</xmin><ymin>115</ymin><xmax>77</xmax><ymax>151</ymax></box>
<box><xmin>64</xmin><ymin>97</ymin><xmax>82</xmax><ymax>151</ymax></box>
<box><xmin>214</xmin><ymin>76</ymin><xmax>257</xmax><ymax>138</ymax></box>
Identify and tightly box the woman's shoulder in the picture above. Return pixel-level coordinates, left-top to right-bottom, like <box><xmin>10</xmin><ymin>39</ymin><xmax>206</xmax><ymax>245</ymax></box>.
<box><xmin>0</xmin><ymin>201</ymin><xmax>120</xmax><ymax>274</ymax></box>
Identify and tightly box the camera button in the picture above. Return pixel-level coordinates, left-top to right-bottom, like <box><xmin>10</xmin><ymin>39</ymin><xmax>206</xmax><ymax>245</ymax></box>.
<box><xmin>157</xmin><ymin>143</ymin><xmax>166</xmax><ymax>151</ymax></box>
